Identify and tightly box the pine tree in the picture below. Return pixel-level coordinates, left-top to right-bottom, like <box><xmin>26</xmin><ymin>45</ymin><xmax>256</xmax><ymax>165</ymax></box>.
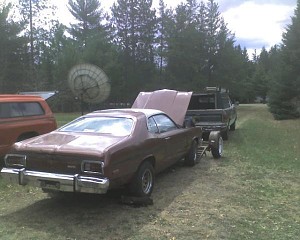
<box><xmin>68</xmin><ymin>0</ymin><xmax>105</xmax><ymax>48</ymax></box>
<box><xmin>110</xmin><ymin>0</ymin><xmax>156</xmax><ymax>98</ymax></box>
<box><xmin>268</xmin><ymin>1</ymin><xmax>300</xmax><ymax>119</ymax></box>
<box><xmin>18</xmin><ymin>0</ymin><xmax>57</xmax><ymax>89</ymax></box>
<box><xmin>0</xmin><ymin>3</ymin><xmax>27</xmax><ymax>93</ymax></box>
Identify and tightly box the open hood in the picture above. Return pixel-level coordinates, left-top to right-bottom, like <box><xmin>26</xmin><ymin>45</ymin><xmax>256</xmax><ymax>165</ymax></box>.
<box><xmin>132</xmin><ymin>89</ymin><xmax>192</xmax><ymax>126</ymax></box>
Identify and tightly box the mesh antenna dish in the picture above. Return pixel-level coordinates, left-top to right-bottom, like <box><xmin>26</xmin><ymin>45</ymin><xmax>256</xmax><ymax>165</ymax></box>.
<box><xmin>68</xmin><ymin>63</ymin><xmax>110</xmax><ymax>104</ymax></box>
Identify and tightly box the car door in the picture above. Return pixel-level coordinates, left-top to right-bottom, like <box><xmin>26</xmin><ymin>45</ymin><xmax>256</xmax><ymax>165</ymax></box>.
<box><xmin>151</xmin><ymin>114</ymin><xmax>188</xmax><ymax>168</ymax></box>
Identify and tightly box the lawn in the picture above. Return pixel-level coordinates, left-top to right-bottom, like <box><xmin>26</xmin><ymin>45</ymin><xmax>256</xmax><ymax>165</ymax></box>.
<box><xmin>54</xmin><ymin>112</ymin><xmax>81</xmax><ymax>127</ymax></box>
<box><xmin>0</xmin><ymin>104</ymin><xmax>299</xmax><ymax>240</ymax></box>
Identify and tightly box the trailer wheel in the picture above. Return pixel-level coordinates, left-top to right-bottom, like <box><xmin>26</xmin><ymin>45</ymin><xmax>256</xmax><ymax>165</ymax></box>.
<box><xmin>209</xmin><ymin>132</ymin><xmax>223</xmax><ymax>159</ymax></box>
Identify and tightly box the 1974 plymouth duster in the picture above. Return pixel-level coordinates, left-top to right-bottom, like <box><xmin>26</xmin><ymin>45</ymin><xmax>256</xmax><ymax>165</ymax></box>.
<box><xmin>1</xmin><ymin>90</ymin><xmax>223</xmax><ymax>197</ymax></box>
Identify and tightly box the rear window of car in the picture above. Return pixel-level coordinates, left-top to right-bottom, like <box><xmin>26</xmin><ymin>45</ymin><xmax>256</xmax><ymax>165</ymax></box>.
<box><xmin>0</xmin><ymin>102</ymin><xmax>45</xmax><ymax>118</ymax></box>
<box><xmin>59</xmin><ymin>117</ymin><xmax>134</xmax><ymax>136</ymax></box>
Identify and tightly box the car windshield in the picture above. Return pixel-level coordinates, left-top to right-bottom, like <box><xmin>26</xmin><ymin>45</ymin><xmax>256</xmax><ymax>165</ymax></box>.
<box><xmin>59</xmin><ymin>117</ymin><xmax>134</xmax><ymax>136</ymax></box>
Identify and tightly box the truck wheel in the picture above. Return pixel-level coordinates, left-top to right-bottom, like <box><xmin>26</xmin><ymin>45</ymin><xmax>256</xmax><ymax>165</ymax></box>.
<box><xmin>184</xmin><ymin>140</ymin><xmax>198</xmax><ymax>166</ymax></box>
<box><xmin>209</xmin><ymin>132</ymin><xmax>223</xmax><ymax>159</ymax></box>
<box><xmin>130</xmin><ymin>161</ymin><xmax>154</xmax><ymax>197</ymax></box>
<box><xmin>230</xmin><ymin>120</ymin><xmax>236</xmax><ymax>131</ymax></box>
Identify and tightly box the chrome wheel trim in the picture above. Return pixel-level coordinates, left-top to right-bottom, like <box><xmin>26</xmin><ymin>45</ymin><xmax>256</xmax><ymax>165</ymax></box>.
<box><xmin>142</xmin><ymin>169</ymin><xmax>153</xmax><ymax>194</ymax></box>
<box><xmin>193</xmin><ymin>145</ymin><xmax>197</xmax><ymax>162</ymax></box>
<box><xmin>218</xmin><ymin>137</ymin><xmax>224</xmax><ymax>156</ymax></box>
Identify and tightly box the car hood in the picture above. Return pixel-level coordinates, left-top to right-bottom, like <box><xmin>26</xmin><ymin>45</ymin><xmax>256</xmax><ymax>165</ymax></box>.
<box><xmin>132</xmin><ymin>89</ymin><xmax>192</xmax><ymax>126</ymax></box>
<box><xmin>13</xmin><ymin>132</ymin><xmax>126</xmax><ymax>156</ymax></box>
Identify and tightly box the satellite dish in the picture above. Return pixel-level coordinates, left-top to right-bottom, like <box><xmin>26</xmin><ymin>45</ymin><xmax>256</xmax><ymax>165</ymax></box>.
<box><xmin>68</xmin><ymin>63</ymin><xmax>111</xmax><ymax>105</ymax></box>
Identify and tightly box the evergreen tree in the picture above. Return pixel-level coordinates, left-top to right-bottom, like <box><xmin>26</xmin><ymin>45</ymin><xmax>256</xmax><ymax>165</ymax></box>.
<box><xmin>0</xmin><ymin>3</ymin><xmax>27</xmax><ymax>93</ymax></box>
<box><xmin>164</xmin><ymin>0</ymin><xmax>236</xmax><ymax>91</ymax></box>
<box><xmin>165</xmin><ymin>0</ymin><xmax>206</xmax><ymax>90</ymax></box>
<box><xmin>268</xmin><ymin>1</ymin><xmax>300</xmax><ymax>119</ymax></box>
<box><xmin>157</xmin><ymin>0</ymin><xmax>167</xmax><ymax>81</ymax></box>
<box><xmin>68</xmin><ymin>0</ymin><xmax>105</xmax><ymax>48</ymax></box>
<box><xmin>252</xmin><ymin>47</ymin><xmax>272</xmax><ymax>102</ymax></box>
<box><xmin>110</xmin><ymin>0</ymin><xmax>157</xmax><ymax>100</ymax></box>
<box><xmin>18</xmin><ymin>0</ymin><xmax>57</xmax><ymax>90</ymax></box>
<box><xmin>204</xmin><ymin>0</ymin><xmax>235</xmax><ymax>86</ymax></box>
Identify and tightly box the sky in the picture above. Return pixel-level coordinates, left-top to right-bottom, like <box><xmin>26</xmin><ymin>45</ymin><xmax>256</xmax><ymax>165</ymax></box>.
<box><xmin>1</xmin><ymin>0</ymin><xmax>298</xmax><ymax>56</ymax></box>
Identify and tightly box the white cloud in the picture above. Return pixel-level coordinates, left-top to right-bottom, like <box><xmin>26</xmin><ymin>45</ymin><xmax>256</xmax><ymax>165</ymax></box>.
<box><xmin>222</xmin><ymin>1</ymin><xmax>295</xmax><ymax>50</ymax></box>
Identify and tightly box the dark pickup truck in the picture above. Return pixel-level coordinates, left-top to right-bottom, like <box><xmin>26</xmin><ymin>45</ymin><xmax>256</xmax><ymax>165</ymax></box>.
<box><xmin>186</xmin><ymin>87</ymin><xmax>237</xmax><ymax>140</ymax></box>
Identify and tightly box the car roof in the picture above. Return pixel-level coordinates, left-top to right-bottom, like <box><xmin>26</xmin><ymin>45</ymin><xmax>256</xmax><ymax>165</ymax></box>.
<box><xmin>18</xmin><ymin>91</ymin><xmax>58</xmax><ymax>100</ymax></box>
<box><xmin>90</xmin><ymin>108</ymin><xmax>165</xmax><ymax>118</ymax></box>
<box><xmin>0</xmin><ymin>94</ymin><xmax>44</xmax><ymax>102</ymax></box>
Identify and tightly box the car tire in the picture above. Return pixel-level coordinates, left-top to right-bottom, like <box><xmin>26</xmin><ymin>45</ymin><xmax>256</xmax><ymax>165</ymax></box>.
<box><xmin>210</xmin><ymin>134</ymin><xmax>223</xmax><ymax>159</ymax></box>
<box><xmin>184</xmin><ymin>140</ymin><xmax>198</xmax><ymax>166</ymax></box>
<box><xmin>130</xmin><ymin>161</ymin><xmax>154</xmax><ymax>197</ymax></box>
<box><xmin>230</xmin><ymin>120</ymin><xmax>236</xmax><ymax>131</ymax></box>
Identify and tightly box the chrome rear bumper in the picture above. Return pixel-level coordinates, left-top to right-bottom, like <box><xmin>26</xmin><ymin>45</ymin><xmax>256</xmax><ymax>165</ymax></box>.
<box><xmin>1</xmin><ymin>168</ymin><xmax>109</xmax><ymax>194</ymax></box>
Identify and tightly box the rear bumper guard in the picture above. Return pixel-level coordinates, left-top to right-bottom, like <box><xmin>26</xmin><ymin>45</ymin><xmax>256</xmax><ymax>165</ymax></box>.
<box><xmin>1</xmin><ymin>168</ymin><xmax>109</xmax><ymax>194</ymax></box>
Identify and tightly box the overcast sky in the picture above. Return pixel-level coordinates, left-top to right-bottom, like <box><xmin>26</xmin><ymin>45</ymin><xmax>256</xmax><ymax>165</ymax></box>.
<box><xmin>2</xmin><ymin>0</ymin><xmax>297</xmax><ymax>56</ymax></box>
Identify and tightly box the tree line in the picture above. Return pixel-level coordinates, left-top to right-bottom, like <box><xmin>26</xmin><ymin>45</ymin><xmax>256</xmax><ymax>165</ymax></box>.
<box><xmin>0</xmin><ymin>0</ymin><xmax>299</xmax><ymax>119</ymax></box>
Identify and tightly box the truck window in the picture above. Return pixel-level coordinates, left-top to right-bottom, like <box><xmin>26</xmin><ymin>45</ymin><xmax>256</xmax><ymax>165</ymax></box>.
<box><xmin>188</xmin><ymin>95</ymin><xmax>216</xmax><ymax>109</ymax></box>
<box><xmin>0</xmin><ymin>102</ymin><xmax>44</xmax><ymax>118</ymax></box>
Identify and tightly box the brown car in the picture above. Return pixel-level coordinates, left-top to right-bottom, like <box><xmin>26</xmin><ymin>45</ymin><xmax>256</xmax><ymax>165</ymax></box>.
<box><xmin>1</xmin><ymin>90</ymin><xmax>222</xmax><ymax>197</ymax></box>
<box><xmin>1</xmin><ymin>108</ymin><xmax>201</xmax><ymax>196</ymax></box>
<box><xmin>0</xmin><ymin>94</ymin><xmax>57</xmax><ymax>165</ymax></box>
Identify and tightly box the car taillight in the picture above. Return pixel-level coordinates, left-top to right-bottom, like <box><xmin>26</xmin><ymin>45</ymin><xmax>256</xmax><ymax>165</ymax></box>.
<box><xmin>5</xmin><ymin>154</ymin><xmax>26</xmax><ymax>168</ymax></box>
<box><xmin>81</xmin><ymin>161</ymin><xmax>103</xmax><ymax>174</ymax></box>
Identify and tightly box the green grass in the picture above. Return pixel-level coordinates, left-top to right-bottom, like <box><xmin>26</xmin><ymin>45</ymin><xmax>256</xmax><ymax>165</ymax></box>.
<box><xmin>0</xmin><ymin>104</ymin><xmax>299</xmax><ymax>239</ymax></box>
<box><xmin>221</xmin><ymin>105</ymin><xmax>300</xmax><ymax>239</ymax></box>
<box><xmin>54</xmin><ymin>112</ymin><xmax>81</xmax><ymax>127</ymax></box>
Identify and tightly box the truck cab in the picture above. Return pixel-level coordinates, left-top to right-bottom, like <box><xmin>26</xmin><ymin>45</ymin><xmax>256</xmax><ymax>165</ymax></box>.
<box><xmin>186</xmin><ymin>87</ymin><xmax>237</xmax><ymax>140</ymax></box>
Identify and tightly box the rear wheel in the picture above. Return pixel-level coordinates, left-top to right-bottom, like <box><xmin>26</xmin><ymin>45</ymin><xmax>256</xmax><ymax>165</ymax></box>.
<box><xmin>129</xmin><ymin>161</ymin><xmax>154</xmax><ymax>197</ymax></box>
<box><xmin>184</xmin><ymin>140</ymin><xmax>198</xmax><ymax>166</ymax></box>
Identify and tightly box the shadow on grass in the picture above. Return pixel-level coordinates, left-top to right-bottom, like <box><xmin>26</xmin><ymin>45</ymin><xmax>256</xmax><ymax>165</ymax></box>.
<box><xmin>0</xmin><ymin>156</ymin><xmax>223</xmax><ymax>239</ymax></box>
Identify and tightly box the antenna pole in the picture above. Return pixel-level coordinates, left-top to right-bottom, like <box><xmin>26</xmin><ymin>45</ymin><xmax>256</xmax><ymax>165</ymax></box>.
<box><xmin>81</xmin><ymin>93</ymin><xmax>84</xmax><ymax>115</ymax></box>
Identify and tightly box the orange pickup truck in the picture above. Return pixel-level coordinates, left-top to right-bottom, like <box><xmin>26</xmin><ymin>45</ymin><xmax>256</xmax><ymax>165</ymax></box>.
<box><xmin>0</xmin><ymin>94</ymin><xmax>57</xmax><ymax>166</ymax></box>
